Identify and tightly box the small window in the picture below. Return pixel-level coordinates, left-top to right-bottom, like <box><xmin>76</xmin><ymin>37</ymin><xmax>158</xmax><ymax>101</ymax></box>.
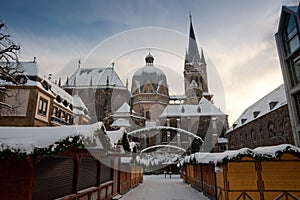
<box><xmin>181</xmin><ymin>106</ymin><xmax>185</xmax><ymax>113</ymax></box>
<box><xmin>146</xmin><ymin>111</ymin><xmax>151</xmax><ymax>120</ymax></box>
<box><xmin>241</xmin><ymin>118</ymin><xmax>247</xmax><ymax>124</ymax></box>
<box><xmin>233</xmin><ymin>123</ymin><xmax>237</xmax><ymax>129</ymax></box>
<box><xmin>197</xmin><ymin>106</ymin><xmax>201</xmax><ymax>113</ymax></box>
<box><xmin>253</xmin><ymin>111</ymin><xmax>260</xmax><ymax>118</ymax></box>
<box><xmin>38</xmin><ymin>98</ymin><xmax>48</xmax><ymax>116</ymax></box>
<box><xmin>269</xmin><ymin>101</ymin><xmax>278</xmax><ymax>110</ymax></box>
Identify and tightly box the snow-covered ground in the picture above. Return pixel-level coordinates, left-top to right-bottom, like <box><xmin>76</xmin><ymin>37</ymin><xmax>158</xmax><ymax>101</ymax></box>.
<box><xmin>120</xmin><ymin>175</ymin><xmax>210</xmax><ymax>200</ymax></box>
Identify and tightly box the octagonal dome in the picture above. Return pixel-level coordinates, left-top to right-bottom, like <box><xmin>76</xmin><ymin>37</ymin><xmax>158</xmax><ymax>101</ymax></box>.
<box><xmin>131</xmin><ymin>53</ymin><xmax>168</xmax><ymax>94</ymax></box>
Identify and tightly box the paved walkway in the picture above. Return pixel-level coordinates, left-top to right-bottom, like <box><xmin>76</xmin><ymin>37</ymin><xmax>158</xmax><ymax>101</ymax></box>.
<box><xmin>120</xmin><ymin>175</ymin><xmax>210</xmax><ymax>200</ymax></box>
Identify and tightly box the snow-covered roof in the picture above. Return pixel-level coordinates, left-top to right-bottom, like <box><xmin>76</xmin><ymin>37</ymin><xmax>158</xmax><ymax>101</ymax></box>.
<box><xmin>178</xmin><ymin>144</ymin><xmax>300</xmax><ymax>166</ymax></box>
<box><xmin>227</xmin><ymin>84</ymin><xmax>286</xmax><ymax>133</ymax></box>
<box><xmin>0</xmin><ymin>122</ymin><xmax>111</xmax><ymax>156</ymax></box>
<box><xmin>115</xmin><ymin>102</ymin><xmax>131</xmax><ymax>113</ymax></box>
<box><xmin>110</xmin><ymin>118</ymin><xmax>131</xmax><ymax>128</ymax></box>
<box><xmin>0</xmin><ymin>61</ymin><xmax>74</xmax><ymax>110</ymax></box>
<box><xmin>131</xmin><ymin>58</ymin><xmax>168</xmax><ymax>93</ymax></box>
<box><xmin>66</xmin><ymin>67</ymin><xmax>126</xmax><ymax>89</ymax></box>
<box><xmin>49</xmin><ymin>80</ymin><xmax>73</xmax><ymax>104</ymax></box>
<box><xmin>146</xmin><ymin>121</ymin><xmax>156</xmax><ymax>128</ymax></box>
<box><xmin>160</xmin><ymin>97</ymin><xmax>225</xmax><ymax>118</ymax></box>
<box><xmin>107</xmin><ymin>127</ymin><xmax>126</xmax><ymax>146</ymax></box>
<box><xmin>217</xmin><ymin>137</ymin><xmax>228</xmax><ymax>144</ymax></box>
<box><xmin>73</xmin><ymin>94</ymin><xmax>88</xmax><ymax>112</ymax></box>
<box><xmin>0</xmin><ymin>61</ymin><xmax>39</xmax><ymax>77</ymax></box>
<box><xmin>120</xmin><ymin>157</ymin><xmax>132</xmax><ymax>164</ymax></box>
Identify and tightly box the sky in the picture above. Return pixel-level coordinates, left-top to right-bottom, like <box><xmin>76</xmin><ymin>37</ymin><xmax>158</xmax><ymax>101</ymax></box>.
<box><xmin>1</xmin><ymin>0</ymin><xmax>299</xmax><ymax>125</ymax></box>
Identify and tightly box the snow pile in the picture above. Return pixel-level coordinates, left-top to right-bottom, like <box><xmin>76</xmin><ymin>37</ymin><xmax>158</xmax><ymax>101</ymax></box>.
<box><xmin>137</xmin><ymin>152</ymin><xmax>182</xmax><ymax>167</ymax></box>
<box><xmin>178</xmin><ymin>144</ymin><xmax>300</xmax><ymax>167</ymax></box>
<box><xmin>0</xmin><ymin>122</ymin><xmax>112</xmax><ymax>158</ymax></box>
<box><xmin>120</xmin><ymin>156</ymin><xmax>132</xmax><ymax>164</ymax></box>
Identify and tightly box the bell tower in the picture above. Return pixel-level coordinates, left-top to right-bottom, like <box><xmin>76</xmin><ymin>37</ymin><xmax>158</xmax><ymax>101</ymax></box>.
<box><xmin>184</xmin><ymin>13</ymin><xmax>212</xmax><ymax>104</ymax></box>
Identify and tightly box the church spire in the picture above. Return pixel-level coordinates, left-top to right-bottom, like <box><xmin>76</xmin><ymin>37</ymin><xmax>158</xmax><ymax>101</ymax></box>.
<box><xmin>200</xmin><ymin>48</ymin><xmax>206</xmax><ymax>65</ymax></box>
<box><xmin>187</xmin><ymin>12</ymin><xmax>201</xmax><ymax>64</ymax></box>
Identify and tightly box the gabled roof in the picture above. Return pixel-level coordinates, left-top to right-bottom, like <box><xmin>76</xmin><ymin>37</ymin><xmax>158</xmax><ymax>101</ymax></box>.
<box><xmin>227</xmin><ymin>84</ymin><xmax>287</xmax><ymax>133</ymax></box>
<box><xmin>159</xmin><ymin>97</ymin><xmax>225</xmax><ymax>118</ymax></box>
<box><xmin>110</xmin><ymin>118</ymin><xmax>131</xmax><ymax>128</ymax></box>
<box><xmin>115</xmin><ymin>102</ymin><xmax>131</xmax><ymax>113</ymax></box>
<box><xmin>65</xmin><ymin>67</ymin><xmax>126</xmax><ymax>89</ymax></box>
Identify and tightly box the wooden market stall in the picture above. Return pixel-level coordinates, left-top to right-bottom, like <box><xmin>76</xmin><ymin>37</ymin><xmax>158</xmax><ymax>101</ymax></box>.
<box><xmin>179</xmin><ymin>144</ymin><xmax>300</xmax><ymax>200</ymax></box>
<box><xmin>118</xmin><ymin>157</ymin><xmax>143</xmax><ymax>194</ymax></box>
<box><xmin>0</xmin><ymin>123</ymin><xmax>133</xmax><ymax>200</ymax></box>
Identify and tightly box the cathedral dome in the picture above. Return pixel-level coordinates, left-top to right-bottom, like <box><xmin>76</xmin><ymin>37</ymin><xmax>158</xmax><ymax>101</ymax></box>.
<box><xmin>131</xmin><ymin>53</ymin><xmax>168</xmax><ymax>95</ymax></box>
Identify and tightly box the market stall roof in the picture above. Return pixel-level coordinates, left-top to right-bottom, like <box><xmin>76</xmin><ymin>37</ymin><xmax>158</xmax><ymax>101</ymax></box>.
<box><xmin>178</xmin><ymin>144</ymin><xmax>300</xmax><ymax>167</ymax></box>
<box><xmin>0</xmin><ymin>122</ymin><xmax>111</xmax><ymax>157</ymax></box>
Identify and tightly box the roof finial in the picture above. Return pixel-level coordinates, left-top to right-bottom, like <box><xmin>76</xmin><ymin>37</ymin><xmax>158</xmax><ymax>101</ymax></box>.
<box><xmin>189</xmin><ymin>10</ymin><xmax>192</xmax><ymax>23</ymax></box>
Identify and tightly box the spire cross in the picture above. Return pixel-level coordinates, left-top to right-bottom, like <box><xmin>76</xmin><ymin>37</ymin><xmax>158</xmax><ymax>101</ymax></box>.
<box><xmin>189</xmin><ymin>11</ymin><xmax>192</xmax><ymax>23</ymax></box>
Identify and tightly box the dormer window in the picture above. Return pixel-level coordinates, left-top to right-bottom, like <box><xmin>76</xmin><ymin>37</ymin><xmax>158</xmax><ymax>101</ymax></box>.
<box><xmin>181</xmin><ymin>106</ymin><xmax>185</xmax><ymax>113</ymax></box>
<box><xmin>269</xmin><ymin>101</ymin><xmax>278</xmax><ymax>110</ymax></box>
<box><xmin>233</xmin><ymin>123</ymin><xmax>237</xmax><ymax>129</ymax></box>
<box><xmin>253</xmin><ymin>111</ymin><xmax>260</xmax><ymax>118</ymax></box>
<box><xmin>241</xmin><ymin>118</ymin><xmax>247</xmax><ymax>124</ymax></box>
<box><xmin>197</xmin><ymin>106</ymin><xmax>201</xmax><ymax>113</ymax></box>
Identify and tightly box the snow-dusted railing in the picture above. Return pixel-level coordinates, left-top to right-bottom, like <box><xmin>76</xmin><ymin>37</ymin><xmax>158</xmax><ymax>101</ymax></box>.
<box><xmin>127</xmin><ymin>126</ymin><xmax>203</xmax><ymax>142</ymax></box>
<box><xmin>178</xmin><ymin>144</ymin><xmax>300</xmax><ymax>167</ymax></box>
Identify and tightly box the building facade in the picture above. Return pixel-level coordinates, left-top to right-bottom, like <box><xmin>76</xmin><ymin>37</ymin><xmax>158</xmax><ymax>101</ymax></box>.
<box><xmin>0</xmin><ymin>61</ymin><xmax>76</xmax><ymax>127</ymax></box>
<box><xmin>226</xmin><ymin>85</ymin><xmax>294</xmax><ymax>150</ymax></box>
<box><xmin>63</xmin><ymin>66</ymin><xmax>130</xmax><ymax>124</ymax></box>
<box><xmin>128</xmin><ymin>15</ymin><xmax>228</xmax><ymax>153</ymax></box>
<box><xmin>276</xmin><ymin>4</ymin><xmax>300</xmax><ymax>147</ymax></box>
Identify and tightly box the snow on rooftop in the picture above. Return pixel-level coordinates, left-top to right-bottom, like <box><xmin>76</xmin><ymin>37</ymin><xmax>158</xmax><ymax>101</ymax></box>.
<box><xmin>73</xmin><ymin>94</ymin><xmax>88</xmax><ymax>111</ymax></box>
<box><xmin>179</xmin><ymin>144</ymin><xmax>300</xmax><ymax>167</ymax></box>
<box><xmin>217</xmin><ymin>137</ymin><xmax>228</xmax><ymax>144</ymax></box>
<box><xmin>107</xmin><ymin>127</ymin><xmax>126</xmax><ymax>147</ymax></box>
<box><xmin>115</xmin><ymin>102</ymin><xmax>131</xmax><ymax>113</ymax></box>
<box><xmin>66</xmin><ymin>67</ymin><xmax>126</xmax><ymax>89</ymax></box>
<box><xmin>111</xmin><ymin>118</ymin><xmax>131</xmax><ymax>128</ymax></box>
<box><xmin>227</xmin><ymin>84</ymin><xmax>286</xmax><ymax>133</ymax></box>
<box><xmin>160</xmin><ymin>97</ymin><xmax>225</xmax><ymax>118</ymax></box>
<box><xmin>120</xmin><ymin>157</ymin><xmax>132</xmax><ymax>164</ymax></box>
<box><xmin>0</xmin><ymin>122</ymin><xmax>110</xmax><ymax>155</ymax></box>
